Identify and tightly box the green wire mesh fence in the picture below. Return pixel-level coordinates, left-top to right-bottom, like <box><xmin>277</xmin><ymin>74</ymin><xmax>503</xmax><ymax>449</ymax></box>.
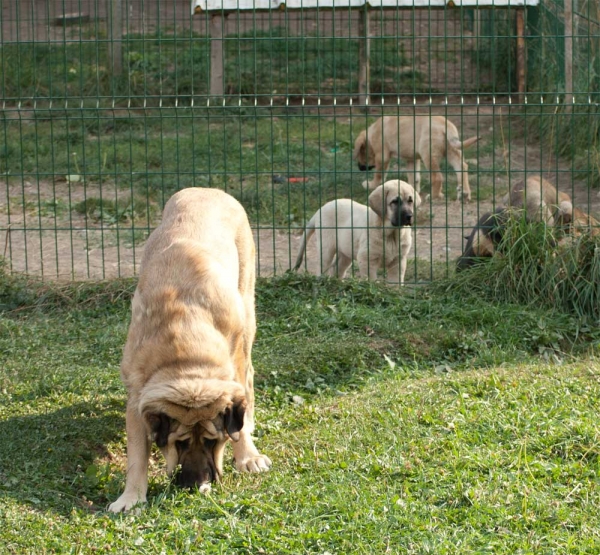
<box><xmin>0</xmin><ymin>0</ymin><xmax>598</xmax><ymax>282</ymax></box>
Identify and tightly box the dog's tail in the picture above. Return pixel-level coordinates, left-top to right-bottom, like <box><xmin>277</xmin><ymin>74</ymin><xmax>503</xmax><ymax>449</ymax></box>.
<box><xmin>450</xmin><ymin>135</ymin><xmax>481</xmax><ymax>150</ymax></box>
<box><xmin>293</xmin><ymin>215</ymin><xmax>318</xmax><ymax>271</ymax></box>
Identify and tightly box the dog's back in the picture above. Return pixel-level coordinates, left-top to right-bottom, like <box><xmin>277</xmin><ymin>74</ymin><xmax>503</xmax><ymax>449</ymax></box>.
<box><xmin>504</xmin><ymin>176</ymin><xmax>572</xmax><ymax>226</ymax></box>
<box><xmin>293</xmin><ymin>199</ymin><xmax>368</xmax><ymax>271</ymax></box>
<box><xmin>142</xmin><ymin>188</ymin><xmax>253</xmax><ymax>281</ymax></box>
<box><xmin>124</xmin><ymin>188</ymin><xmax>255</xmax><ymax>388</ymax></box>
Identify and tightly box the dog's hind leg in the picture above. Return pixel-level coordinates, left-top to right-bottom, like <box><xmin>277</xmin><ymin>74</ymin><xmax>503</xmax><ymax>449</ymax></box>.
<box><xmin>404</xmin><ymin>159</ymin><xmax>421</xmax><ymax>193</ymax></box>
<box><xmin>331</xmin><ymin>253</ymin><xmax>353</xmax><ymax>278</ymax></box>
<box><xmin>447</xmin><ymin>147</ymin><xmax>471</xmax><ymax>202</ymax></box>
<box><xmin>422</xmin><ymin>156</ymin><xmax>444</xmax><ymax>200</ymax></box>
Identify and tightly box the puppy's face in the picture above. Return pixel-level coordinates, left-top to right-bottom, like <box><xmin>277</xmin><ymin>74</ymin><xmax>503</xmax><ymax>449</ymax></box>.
<box><xmin>456</xmin><ymin>209</ymin><xmax>507</xmax><ymax>271</ymax></box>
<box><xmin>145</xmin><ymin>402</ymin><xmax>245</xmax><ymax>489</ymax></box>
<box><xmin>456</xmin><ymin>229</ymin><xmax>496</xmax><ymax>271</ymax></box>
<box><xmin>369</xmin><ymin>180</ymin><xmax>421</xmax><ymax>227</ymax></box>
<box><xmin>354</xmin><ymin>130</ymin><xmax>375</xmax><ymax>171</ymax></box>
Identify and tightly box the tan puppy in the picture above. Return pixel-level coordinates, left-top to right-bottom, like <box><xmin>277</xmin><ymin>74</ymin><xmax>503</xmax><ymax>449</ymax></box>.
<box><xmin>568</xmin><ymin>206</ymin><xmax>600</xmax><ymax>237</ymax></box>
<box><xmin>353</xmin><ymin>115</ymin><xmax>480</xmax><ymax>201</ymax></box>
<box><xmin>503</xmin><ymin>176</ymin><xmax>573</xmax><ymax>226</ymax></box>
<box><xmin>293</xmin><ymin>180</ymin><xmax>421</xmax><ymax>285</ymax></box>
<box><xmin>109</xmin><ymin>188</ymin><xmax>271</xmax><ymax>513</ymax></box>
<box><xmin>456</xmin><ymin>208</ymin><xmax>510</xmax><ymax>271</ymax></box>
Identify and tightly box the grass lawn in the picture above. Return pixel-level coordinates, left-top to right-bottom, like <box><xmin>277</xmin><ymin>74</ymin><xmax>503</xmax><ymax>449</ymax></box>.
<box><xmin>1</xmin><ymin>272</ymin><xmax>599</xmax><ymax>553</ymax></box>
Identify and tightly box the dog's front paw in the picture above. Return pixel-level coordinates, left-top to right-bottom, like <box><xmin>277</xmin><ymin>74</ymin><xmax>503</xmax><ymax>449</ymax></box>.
<box><xmin>456</xmin><ymin>188</ymin><xmax>471</xmax><ymax>202</ymax></box>
<box><xmin>235</xmin><ymin>453</ymin><xmax>272</xmax><ymax>473</ymax></box>
<box><xmin>361</xmin><ymin>179</ymin><xmax>371</xmax><ymax>190</ymax></box>
<box><xmin>108</xmin><ymin>493</ymin><xmax>146</xmax><ymax>513</ymax></box>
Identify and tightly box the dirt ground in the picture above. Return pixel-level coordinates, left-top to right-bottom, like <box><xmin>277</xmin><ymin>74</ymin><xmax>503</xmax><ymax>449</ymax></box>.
<box><xmin>2</xmin><ymin>104</ymin><xmax>599</xmax><ymax>282</ymax></box>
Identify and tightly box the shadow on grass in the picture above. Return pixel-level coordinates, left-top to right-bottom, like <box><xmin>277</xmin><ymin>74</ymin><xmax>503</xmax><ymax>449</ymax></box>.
<box><xmin>0</xmin><ymin>400</ymin><xmax>125</xmax><ymax>515</ymax></box>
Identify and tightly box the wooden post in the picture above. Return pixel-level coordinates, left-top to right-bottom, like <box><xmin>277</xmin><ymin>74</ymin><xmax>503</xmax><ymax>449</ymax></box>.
<box><xmin>564</xmin><ymin>0</ymin><xmax>573</xmax><ymax>108</ymax></box>
<box><xmin>358</xmin><ymin>5</ymin><xmax>371</xmax><ymax>107</ymax></box>
<box><xmin>109</xmin><ymin>0</ymin><xmax>123</xmax><ymax>76</ymax></box>
<box><xmin>210</xmin><ymin>14</ymin><xmax>225</xmax><ymax>98</ymax></box>
<box><xmin>515</xmin><ymin>8</ymin><xmax>526</xmax><ymax>104</ymax></box>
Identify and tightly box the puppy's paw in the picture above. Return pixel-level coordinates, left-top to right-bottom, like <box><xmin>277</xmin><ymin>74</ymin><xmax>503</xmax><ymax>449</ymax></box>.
<box><xmin>108</xmin><ymin>493</ymin><xmax>146</xmax><ymax>513</ymax></box>
<box><xmin>235</xmin><ymin>453</ymin><xmax>272</xmax><ymax>474</ymax></box>
<box><xmin>361</xmin><ymin>179</ymin><xmax>371</xmax><ymax>190</ymax></box>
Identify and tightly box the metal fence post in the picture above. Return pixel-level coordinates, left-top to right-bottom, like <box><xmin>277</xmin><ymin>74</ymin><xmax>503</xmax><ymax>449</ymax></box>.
<box><xmin>109</xmin><ymin>0</ymin><xmax>123</xmax><ymax>77</ymax></box>
<box><xmin>358</xmin><ymin>4</ymin><xmax>371</xmax><ymax>106</ymax></box>
<box><xmin>564</xmin><ymin>0</ymin><xmax>573</xmax><ymax>107</ymax></box>
<box><xmin>210</xmin><ymin>13</ymin><xmax>225</xmax><ymax>98</ymax></box>
<box><xmin>516</xmin><ymin>8</ymin><xmax>526</xmax><ymax>103</ymax></box>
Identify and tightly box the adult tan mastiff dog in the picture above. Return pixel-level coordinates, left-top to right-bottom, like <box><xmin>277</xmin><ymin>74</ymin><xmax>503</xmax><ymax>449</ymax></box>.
<box><xmin>108</xmin><ymin>188</ymin><xmax>271</xmax><ymax>513</ymax></box>
<box><xmin>293</xmin><ymin>179</ymin><xmax>421</xmax><ymax>285</ymax></box>
<box><xmin>353</xmin><ymin>115</ymin><xmax>480</xmax><ymax>201</ymax></box>
<box><xmin>503</xmin><ymin>176</ymin><xmax>573</xmax><ymax>227</ymax></box>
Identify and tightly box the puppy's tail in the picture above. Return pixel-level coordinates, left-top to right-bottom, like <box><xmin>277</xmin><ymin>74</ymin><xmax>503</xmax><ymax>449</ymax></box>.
<box><xmin>452</xmin><ymin>135</ymin><xmax>481</xmax><ymax>150</ymax></box>
<box><xmin>293</xmin><ymin>215</ymin><xmax>318</xmax><ymax>271</ymax></box>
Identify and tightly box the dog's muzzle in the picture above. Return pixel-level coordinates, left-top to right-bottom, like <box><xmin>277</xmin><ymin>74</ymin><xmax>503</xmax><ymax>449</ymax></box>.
<box><xmin>175</xmin><ymin>461</ymin><xmax>217</xmax><ymax>489</ymax></box>
<box><xmin>393</xmin><ymin>210</ymin><xmax>413</xmax><ymax>227</ymax></box>
<box><xmin>358</xmin><ymin>164</ymin><xmax>375</xmax><ymax>172</ymax></box>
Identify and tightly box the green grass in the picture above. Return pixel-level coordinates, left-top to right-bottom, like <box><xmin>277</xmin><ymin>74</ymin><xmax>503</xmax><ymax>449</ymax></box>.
<box><xmin>1</xmin><ymin>272</ymin><xmax>600</xmax><ymax>552</ymax></box>
<box><xmin>0</xmin><ymin>29</ymin><xmax>416</xmax><ymax>103</ymax></box>
<box><xmin>3</xmin><ymin>110</ymin><xmax>475</xmax><ymax>230</ymax></box>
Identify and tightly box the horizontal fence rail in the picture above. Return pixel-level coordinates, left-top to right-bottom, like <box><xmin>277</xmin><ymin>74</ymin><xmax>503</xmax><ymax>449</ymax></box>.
<box><xmin>1</xmin><ymin>0</ymin><xmax>598</xmax><ymax>283</ymax></box>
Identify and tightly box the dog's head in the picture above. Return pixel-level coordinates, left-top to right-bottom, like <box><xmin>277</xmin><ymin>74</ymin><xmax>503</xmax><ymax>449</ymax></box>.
<box><xmin>456</xmin><ymin>208</ymin><xmax>508</xmax><ymax>271</ymax></box>
<box><xmin>368</xmin><ymin>179</ymin><xmax>421</xmax><ymax>227</ymax></box>
<box><xmin>139</xmin><ymin>376</ymin><xmax>246</xmax><ymax>490</ymax></box>
<box><xmin>553</xmin><ymin>200</ymin><xmax>574</xmax><ymax>228</ymax></box>
<box><xmin>353</xmin><ymin>130</ymin><xmax>375</xmax><ymax>171</ymax></box>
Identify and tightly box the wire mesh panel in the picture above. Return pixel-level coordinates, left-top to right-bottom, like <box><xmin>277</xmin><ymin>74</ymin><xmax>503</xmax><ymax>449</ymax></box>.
<box><xmin>0</xmin><ymin>0</ymin><xmax>598</xmax><ymax>283</ymax></box>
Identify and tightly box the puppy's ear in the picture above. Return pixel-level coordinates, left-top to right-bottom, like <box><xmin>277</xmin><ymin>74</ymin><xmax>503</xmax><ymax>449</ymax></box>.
<box><xmin>353</xmin><ymin>131</ymin><xmax>366</xmax><ymax>161</ymax></box>
<box><xmin>223</xmin><ymin>400</ymin><xmax>246</xmax><ymax>442</ymax></box>
<box><xmin>556</xmin><ymin>200</ymin><xmax>573</xmax><ymax>225</ymax></box>
<box><xmin>146</xmin><ymin>413</ymin><xmax>172</xmax><ymax>448</ymax></box>
<box><xmin>368</xmin><ymin>185</ymin><xmax>386</xmax><ymax>219</ymax></box>
<box><xmin>413</xmin><ymin>190</ymin><xmax>422</xmax><ymax>208</ymax></box>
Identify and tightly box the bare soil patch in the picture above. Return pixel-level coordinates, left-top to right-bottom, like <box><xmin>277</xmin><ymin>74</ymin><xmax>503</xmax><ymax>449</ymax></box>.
<box><xmin>2</xmin><ymin>107</ymin><xmax>598</xmax><ymax>281</ymax></box>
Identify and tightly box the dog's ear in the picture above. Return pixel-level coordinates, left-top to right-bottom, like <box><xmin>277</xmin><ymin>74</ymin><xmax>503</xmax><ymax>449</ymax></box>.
<box><xmin>556</xmin><ymin>200</ymin><xmax>573</xmax><ymax>225</ymax></box>
<box><xmin>413</xmin><ymin>190</ymin><xmax>422</xmax><ymax>208</ymax></box>
<box><xmin>368</xmin><ymin>185</ymin><xmax>386</xmax><ymax>219</ymax></box>
<box><xmin>223</xmin><ymin>400</ymin><xmax>246</xmax><ymax>442</ymax></box>
<box><xmin>353</xmin><ymin>131</ymin><xmax>367</xmax><ymax>161</ymax></box>
<box><xmin>146</xmin><ymin>413</ymin><xmax>172</xmax><ymax>448</ymax></box>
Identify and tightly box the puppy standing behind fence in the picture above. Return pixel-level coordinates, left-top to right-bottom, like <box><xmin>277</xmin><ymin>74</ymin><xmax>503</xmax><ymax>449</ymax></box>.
<box><xmin>353</xmin><ymin>115</ymin><xmax>480</xmax><ymax>201</ymax></box>
<box><xmin>109</xmin><ymin>187</ymin><xmax>271</xmax><ymax>513</ymax></box>
<box><xmin>293</xmin><ymin>180</ymin><xmax>421</xmax><ymax>285</ymax></box>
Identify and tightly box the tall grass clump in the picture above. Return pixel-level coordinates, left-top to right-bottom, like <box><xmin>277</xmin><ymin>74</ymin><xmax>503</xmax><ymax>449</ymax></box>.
<box><xmin>448</xmin><ymin>216</ymin><xmax>600</xmax><ymax>325</ymax></box>
<box><xmin>473</xmin><ymin>2</ymin><xmax>600</xmax><ymax>188</ymax></box>
<box><xmin>520</xmin><ymin>1</ymin><xmax>600</xmax><ymax>187</ymax></box>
